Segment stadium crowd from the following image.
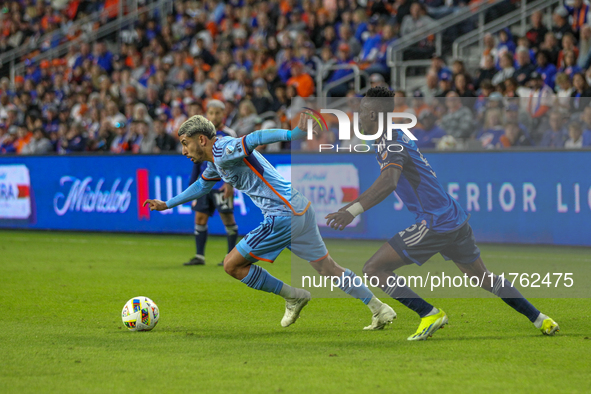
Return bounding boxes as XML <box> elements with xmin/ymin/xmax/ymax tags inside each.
<box><xmin>1</xmin><ymin>0</ymin><xmax>591</xmax><ymax>155</ymax></box>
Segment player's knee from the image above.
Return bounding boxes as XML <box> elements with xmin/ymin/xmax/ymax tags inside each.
<box><xmin>223</xmin><ymin>258</ymin><xmax>238</xmax><ymax>277</ymax></box>
<box><xmin>195</xmin><ymin>214</ymin><xmax>208</xmax><ymax>226</ymax></box>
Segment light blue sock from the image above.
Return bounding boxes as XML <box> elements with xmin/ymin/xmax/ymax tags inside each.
<box><xmin>337</xmin><ymin>269</ymin><xmax>374</xmax><ymax>305</ymax></box>
<box><xmin>240</xmin><ymin>265</ymin><xmax>284</xmax><ymax>295</ymax></box>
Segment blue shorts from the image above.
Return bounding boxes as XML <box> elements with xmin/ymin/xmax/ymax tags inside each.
<box><xmin>388</xmin><ymin>221</ymin><xmax>481</xmax><ymax>266</ymax></box>
<box><xmin>192</xmin><ymin>189</ymin><xmax>234</xmax><ymax>216</ymax></box>
<box><xmin>236</xmin><ymin>206</ymin><xmax>328</xmax><ymax>263</ymax></box>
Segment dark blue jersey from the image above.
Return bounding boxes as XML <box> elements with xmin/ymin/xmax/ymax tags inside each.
<box><xmin>190</xmin><ymin>126</ymin><xmax>237</xmax><ymax>189</ymax></box>
<box><xmin>375</xmin><ymin>131</ymin><xmax>468</xmax><ymax>233</ymax></box>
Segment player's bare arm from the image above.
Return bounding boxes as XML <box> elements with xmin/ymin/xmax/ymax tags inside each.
<box><xmin>143</xmin><ymin>199</ymin><xmax>168</xmax><ymax>211</ymax></box>
<box><xmin>325</xmin><ymin>166</ymin><xmax>401</xmax><ymax>230</ymax></box>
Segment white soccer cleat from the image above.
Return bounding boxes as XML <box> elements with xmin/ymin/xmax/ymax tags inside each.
<box><xmin>363</xmin><ymin>303</ymin><xmax>397</xmax><ymax>330</ymax></box>
<box><xmin>281</xmin><ymin>291</ymin><xmax>311</xmax><ymax>327</ymax></box>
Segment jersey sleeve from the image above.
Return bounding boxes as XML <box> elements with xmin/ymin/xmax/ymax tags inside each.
<box><xmin>200</xmin><ymin>162</ymin><xmax>222</xmax><ymax>182</ymax></box>
<box><xmin>212</xmin><ymin>136</ymin><xmax>251</xmax><ymax>168</ymax></box>
<box><xmin>165</xmin><ymin>175</ymin><xmax>217</xmax><ymax>208</ymax></box>
<box><xmin>376</xmin><ymin>138</ymin><xmax>408</xmax><ymax>172</ymax></box>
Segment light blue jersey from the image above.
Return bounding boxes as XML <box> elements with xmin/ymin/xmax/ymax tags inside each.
<box><xmin>165</xmin><ymin>130</ymin><xmax>327</xmax><ymax>263</ymax></box>
<box><xmin>204</xmin><ymin>136</ymin><xmax>310</xmax><ymax>217</ymax></box>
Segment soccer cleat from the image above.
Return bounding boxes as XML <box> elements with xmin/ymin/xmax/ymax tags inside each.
<box><xmin>407</xmin><ymin>309</ymin><xmax>448</xmax><ymax>341</ymax></box>
<box><xmin>184</xmin><ymin>255</ymin><xmax>205</xmax><ymax>266</ymax></box>
<box><xmin>540</xmin><ymin>317</ymin><xmax>560</xmax><ymax>336</ymax></box>
<box><xmin>363</xmin><ymin>303</ymin><xmax>396</xmax><ymax>330</ymax></box>
<box><xmin>281</xmin><ymin>291</ymin><xmax>311</xmax><ymax>327</ymax></box>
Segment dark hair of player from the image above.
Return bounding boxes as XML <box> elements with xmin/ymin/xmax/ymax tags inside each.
<box><xmin>364</xmin><ymin>87</ymin><xmax>395</xmax><ymax>113</ymax></box>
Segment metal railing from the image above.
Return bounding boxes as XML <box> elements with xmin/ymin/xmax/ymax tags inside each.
<box><xmin>9</xmin><ymin>0</ymin><xmax>172</xmax><ymax>82</ymax></box>
<box><xmin>386</xmin><ymin>0</ymin><xmax>508</xmax><ymax>88</ymax></box>
<box><xmin>452</xmin><ymin>0</ymin><xmax>560</xmax><ymax>67</ymax></box>
<box><xmin>315</xmin><ymin>63</ymin><xmax>369</xmax><ymax>102</ymax></box>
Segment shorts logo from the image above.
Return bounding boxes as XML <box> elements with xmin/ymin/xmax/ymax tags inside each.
<box><xmin>400</xmin><ymin>223</ymin><xmax>429</xmax><ymax>246</ymax></box>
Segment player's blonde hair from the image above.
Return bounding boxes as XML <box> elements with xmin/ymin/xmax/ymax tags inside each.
<box><xmin>178</xmin><ymin>115</ymin><xmax>216</xmax><ymax>139</ymax></box>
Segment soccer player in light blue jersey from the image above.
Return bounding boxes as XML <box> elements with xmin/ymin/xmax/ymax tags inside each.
<box><xmin>326</xmin><ymin>87</ymin><xmax>559</xmax><ymax>340</ymax></box>
<box><xmin>143</xmin><ymin>113</ymin><xmax>395</xmax><ymax>329</ymax></box>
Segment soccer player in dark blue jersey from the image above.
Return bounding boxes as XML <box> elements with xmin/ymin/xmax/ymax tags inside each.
<box><xmin>184</xmin><ymin>100</ymin><xmax>239</xmax><ymax>266</ymax></box>
<box><xmin>326</xmin><ymin>87</ymin><xmax>559</xmax><ymax>340</ymax></box>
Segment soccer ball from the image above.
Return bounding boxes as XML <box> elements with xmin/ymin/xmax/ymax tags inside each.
<box><xmin>121</xmin><ymin>296</ymin><xmax>159</xmax><ymax>331</ymax></box>
<box><xmin>437</xmin><ymin>135</ymin><xmax>457</xmax><ymax>150</ymax></box>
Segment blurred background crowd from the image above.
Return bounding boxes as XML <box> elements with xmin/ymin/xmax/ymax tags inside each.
<box><xmin>0</xmin><ymin>0</ymin><xmax>590</xmax><ymax>155</ymax></box>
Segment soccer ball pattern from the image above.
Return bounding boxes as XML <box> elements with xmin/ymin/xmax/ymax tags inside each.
<box><xmin>122</xmin><ymin>296</ymin><xmax>159</xmax><ymax>331</ymax></box>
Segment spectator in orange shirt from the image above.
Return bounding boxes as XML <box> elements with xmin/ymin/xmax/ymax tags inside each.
<box><xmin>287</xmin><ymin>61</ymin><xmax>315</xmax><ymax>97</ymax></box>
<box><xmin>14</xmin><ymin>125</ymin><xmax>33</xmax><ymax>154</ymax></box>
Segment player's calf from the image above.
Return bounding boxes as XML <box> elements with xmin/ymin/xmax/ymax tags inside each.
<box><xmin>455</xmin><ymin>258</ymin><xmax>559</xmax><ymax>335</ymax></box>
<box><xmin>311</xmin><ymin>254</ymin><xmax>395</xmax><ymax>330</ymax></box>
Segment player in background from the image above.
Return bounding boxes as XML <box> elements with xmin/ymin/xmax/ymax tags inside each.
<box><xmin>326</xmin><ymin>87</ymin><xmax>559</xmax><ymax>340</ymax></box>
<box><xmin>144</xmin><ymin>114</ymin><xmax>395</xmax><ymax>329</ymax></box>
<box><xmin>185</xmin><ymin>100</ymin><xmax>238</xmax><ymax>266</ymax></box>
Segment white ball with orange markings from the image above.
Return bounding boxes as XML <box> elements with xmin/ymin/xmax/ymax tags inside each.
<box><xmin>121</xmin><ymin>296</ymin><xmax>159</xmax><ymax>331</ymax></box>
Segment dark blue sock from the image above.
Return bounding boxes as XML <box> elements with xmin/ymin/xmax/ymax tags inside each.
<box><xmin>194</xmin><ymin>224</ymin><xmax>207</xmax><ymax>256</ymax></box>
<box><xmin>225</xmin><ymin>224</ymin><xmax>238</xmax><ymax>253</ymax></box>
<box><xmin>383</xmin><ymin>274</ymin><xmax>434</xmax><ymax>317</ymax></box>
<box><xmin>490</xmin><ymin>276</ymin><xmax>540</xmax><ymax>322</ymax></box>
<box><xmin>240</xmin><ymin>264</ymin><xmax>284</xmax><ymax>295</ymax></box>
<box><xmin>337</xmin><ymin>269</ymin><xmax>374</xmax><ymax>304</ymax></box>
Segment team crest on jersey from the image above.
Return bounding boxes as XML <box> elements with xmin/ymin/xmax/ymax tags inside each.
<box><xmin>381</xmin><ymin>150</ymin><xmax>388</xmax><ymax>160</ymax></box>
<box><xmin>402</xmin><ymin>134</ymin><xmax>410</xmax><ymax>143</ymax></box>
<box><xmin>226</xmin><ymin>145</ymin><xmax>235</xmax><ymax>154</ymax></box>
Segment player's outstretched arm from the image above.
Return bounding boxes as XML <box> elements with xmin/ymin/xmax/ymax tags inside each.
<box><xmin>325</xmin><ymin>167</ymin><xmax>401</xmax><ymax>230</ymax></box>
<box><xmin>243</xmin><ymin>112</ymin><xmax>318</xmax><ymax>152</ymax></box>
<box><xmin>144</xmin><ymin>177</ymin><xmax>216</xmax><ymax>210</ymax></box>
<box><xmin>143</xmin><ymin>199</ymin><xmax>168</xmax><ymax>211</ymax></box>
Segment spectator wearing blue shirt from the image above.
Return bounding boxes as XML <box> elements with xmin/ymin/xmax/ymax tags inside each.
<box><xmin>431</xmin><ymin>54</ymin><xmax>453</xmax><ymax>81</ymax></box>
<box><xmin>536</xmin><ymin>50</ymin><xmax>558</xmax><ymax>89</ymax></box>
<box><xmin>559</xmin><ymin>50</ymin><xmax>582</xmax><ymax>78</ymax></box>
<box><xmin>93</xmin><ymin>42</ymin><xmax>114</xmax><ymax>74</ymax></box>
<box><xmin>539</xmin><ymin>111</ymin><xmax>567</xmax><ymax>147</ymax></box>
<box><xmin>497</xmin><ymin>28</ymin><xmax>517</xmax><ymax>61</ymax></box>
<box><xmin>353</xmin><ymin>9</ymin><xmax>369</xmax><ymax>43</ymax></box>
<box><xmin>365</xmin><ymin>24</ymin><xmax>397</xmax><ymax>80</ymax></box>
<box><xmin>413</xmin><ymin>110</ymin><xmax>446</xmax><ymax>149</ymax></box>
<box><xmin>59</xmin><ymin>123</ymin><xmax>87</xmax><ymax>154</ymax></box>
<box><xmin>359</xmin><ymin>16</ymin><xmax>382</xmax><ymax>62</ymax></box>
<box><xmin>24</xmin><ymin>60</ymin><xmax>42</xmax><ymax>85</ymax></box>
<box><xmin>277</xmin><ymin>45</ymin><xmax>295</xmax><ymax>83</ymax></box>
<box><xmin>476</xmin><ymin>106</ymin><xmax>505</xmax><ymax>148</ymax></box>
<box><xmin>327</xmin><ymin>43</ymin><xmax>355</xmax><ymax>97</ymax></box>
<box><xmin>43</xmin><ymin>106</ymin><xmax>60</xmax><ymax>135</ymax></box>
<box><xmin>300</xmin><ymin>42</ymin><xmax>322</xmax><ymax>77</ymax></box>
<box><xmin>73</xmin><ymin>42</ymin><xmax>93</xmax><ymax>70</ymax></box>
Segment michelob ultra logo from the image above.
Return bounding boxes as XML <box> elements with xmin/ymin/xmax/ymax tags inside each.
<box><xmin>0</xmin><ymin>164</ymin><xmax>32</xmax><ymax>220</ymax></box>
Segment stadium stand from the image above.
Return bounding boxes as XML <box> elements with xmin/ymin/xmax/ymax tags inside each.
<box><xmin>0</xmin><ymin>0</ymin><xmax>591</xmax><ymax>154</ymax></box>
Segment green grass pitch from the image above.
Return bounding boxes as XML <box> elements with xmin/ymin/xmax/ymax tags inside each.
<box><xmin>1</xmin><ymin>230</ymin><xmax>590</xmax><ymax>393</ymax></box>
